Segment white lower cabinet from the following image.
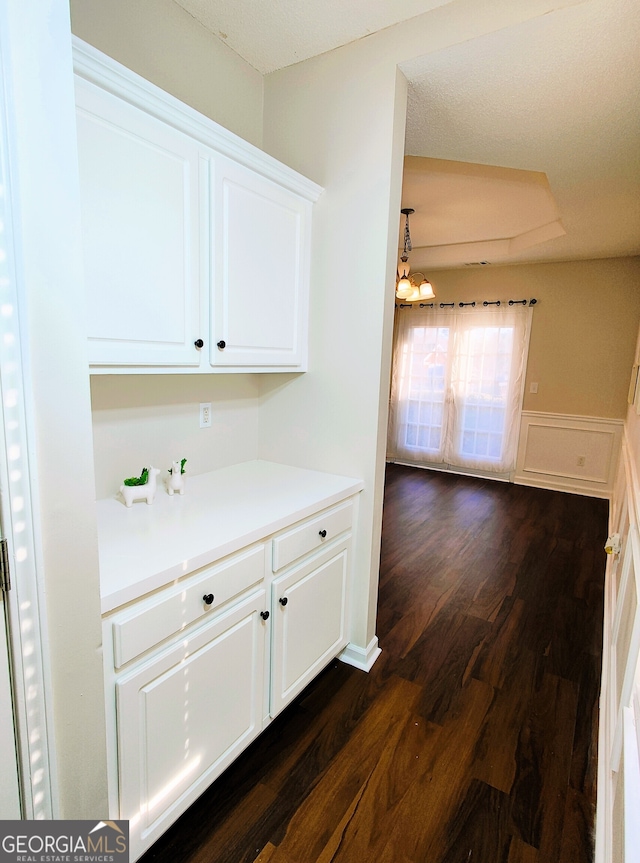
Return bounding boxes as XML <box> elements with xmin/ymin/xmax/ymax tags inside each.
<box><xmin>116</xmin><ymin>590</ymin><xmax>268</xmax><ymax>860</ymax></box>
<box><xmin>103</xmin><ymin>492</ymin><xmax>356</xmax><ymax>861</ymax></box>
<box><xmin>270</xmin><ymin>541</ymin><xmax>350</xmax><ymax>717</ymax></box>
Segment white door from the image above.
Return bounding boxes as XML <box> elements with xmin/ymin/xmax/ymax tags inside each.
<box><xmin>0</xmin><ymin>547</ymin><xmax>21</xmax><ymax>818</ymax></box>
<box><xmin>210</xmin><ymin>153</ymin><xmax>310</xmax><ymax>370</ymax></box>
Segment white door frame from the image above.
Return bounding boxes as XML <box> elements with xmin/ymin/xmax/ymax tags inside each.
<box><xmin>0</xmin><ymin>578</ymin><xmax>20</xmax><ymax>818</ymax></box>
<box><xmin>0</xmin><ymin>1</ymin><xmax>57</xmax><ymax>820</ymax></box>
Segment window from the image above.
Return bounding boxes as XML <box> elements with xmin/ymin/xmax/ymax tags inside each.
<box><xmin>388</xmin><ymin>306</ymin><xmax>532</xmax><ymax>474</ymax></box>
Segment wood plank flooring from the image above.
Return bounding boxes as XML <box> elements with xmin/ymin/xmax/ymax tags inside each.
<box><xmin>139</xmin><ymin>464</ymin><xmax>607</xmax><ymax>863</ymax></box>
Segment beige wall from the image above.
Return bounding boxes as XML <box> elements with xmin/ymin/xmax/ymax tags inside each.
<box><xmin>625</xmin><ymin>321</ymin><xmax>640</xmax><ymax>472</ymax></box>
<box><xmin>69</xmin><ymin>0</ymin><xmax>264</xmax><ymax>148</ymax></box>
<box><xmin>421</xmin><ymin>257</ymin><xmax>640</xmax><ymax>418</ymax></box>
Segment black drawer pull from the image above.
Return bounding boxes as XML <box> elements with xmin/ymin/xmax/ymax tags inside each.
<box><xmin>217</xmin><ymin>340</ymin><xmax>226</xmax><ymax>350</ymax></box>
<box><xmin>194</xmin><ymin>338</ymin><xmax>204</xmax><ymax>349</ymax></box>
<box><xmin>260</xmin><ymin>610</ymin><xmax>270</xmax><ymax>621</ymax></box>
<box><xmin>279</xmin><ymin>597</ymin><xmax>288</xmax><ymax>606</ymax></box>
<box><xmin>319</xmin><ymin>529</ymin><xmax>327</xmax><ymax>538</ymax></box>
<box><xmin>203</xmin><ymin>593</ymin><xmax>214</xmax><ymax>605</ymax></box>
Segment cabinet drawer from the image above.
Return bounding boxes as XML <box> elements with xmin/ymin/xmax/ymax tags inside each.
<box><xmin>272</xmin><ymin>500</ymin><xmax>353</xmax><ymax>572</ymax></box>
<box><xmin>112</xmin><ymin>543</ymin><xmax>267</xmax><ymax>668</ymax></box>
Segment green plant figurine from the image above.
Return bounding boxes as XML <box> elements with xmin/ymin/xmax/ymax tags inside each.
<box><xmin>167</xmin><ymin>458</ymin><xmax>187</xmax><ymax>496</ymax></box>
<box><xmin>168</xmin><ymin>458</ymin><xmax>187</xmax><ymax>475</ymax></box>
<box><xmin>123</xmin><ymin>467</ymin><xmax>149</xmax><ymax>487</ymax></box>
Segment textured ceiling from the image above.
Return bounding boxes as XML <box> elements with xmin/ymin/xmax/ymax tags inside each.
<box><xmin>171</xmin><ymin>0</ymin><xmax>639</xmax><ymax>268</ymax></box>
<box><xmin>172</xmin><ymin>0</ymin><xmax>452</xmax><ymax>74</ymax></box>
<box><xmin>402</xmin><ymin>0</ymin><xmax>640</xmax><ymax>267</ymax></box>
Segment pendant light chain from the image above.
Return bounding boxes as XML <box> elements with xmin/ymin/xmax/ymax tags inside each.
<box><xmin>404</xmin><ymin>211</ymin><xmax>412</xmax><ymax>254</ymax></box>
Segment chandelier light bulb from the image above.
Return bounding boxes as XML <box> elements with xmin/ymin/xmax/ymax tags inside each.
<box><xmin>396</xmin><ymin>276</ymin><xmax>413</xmax><ymax>299</ymax></box>
<box><xmin>419</xmin><ymin>279</ymin><xmax>435</xmax><ymax>300</ymax></box>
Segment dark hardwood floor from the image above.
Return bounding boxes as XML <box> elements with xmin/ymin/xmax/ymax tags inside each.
<box><xmin>140</xmin><ymin>464</ymin><xmax>608</xmax><ymax>863</ymax></box>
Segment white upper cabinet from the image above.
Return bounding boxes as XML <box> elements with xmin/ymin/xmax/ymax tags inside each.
<box><xmin>209</xmin><ymin>154</ymin><xmax>309</xmax><ymax>369</ymax></box>
<box><xmin>73</xmin><ymin>39</ymin><xmax>322</xmax><ymax>374</ymax></box>
<box><xmin>76</xmin><ymin>81</ymin><xmax>202</xmax><ymax>367</ymax></box>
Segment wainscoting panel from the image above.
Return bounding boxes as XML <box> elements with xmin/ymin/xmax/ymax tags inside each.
<box><xmin>515</xmin><ymin>412</ymin><xmax>623</xmax><ymax>499</ymax></box>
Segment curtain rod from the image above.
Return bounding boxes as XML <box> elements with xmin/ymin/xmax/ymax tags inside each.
<box><xmin>395</xmin><ymin>298</ymin><xmax>538</xmax><ymax>309</ymax></box>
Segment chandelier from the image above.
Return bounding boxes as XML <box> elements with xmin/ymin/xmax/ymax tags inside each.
<box><xmin>395</xmin><ymin>208</ymin><xmax>435</xmax><ymax>302</ymax></box>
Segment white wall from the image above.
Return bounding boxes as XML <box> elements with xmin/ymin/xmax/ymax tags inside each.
<box><xmin>2</xmin><ymin>0</ymin><xmax>108</xmax><ymax>817</ymax></box>
<box><xmin>91</xmin><ymin>375</ymin><xmax>261</xmax><ymax>500</ymax></box>
<box><xmin>259</xmin><ymin>0</ymin><xmax>584</xmax><ymax>654</ymax></box>
<box><xmin>70</xmin><ymin>0</ymin><xmax>264</xmax><ymax>148</ymax></box>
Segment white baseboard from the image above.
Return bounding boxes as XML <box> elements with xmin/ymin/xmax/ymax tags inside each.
<box><xmin>339</xmin><ymin>637</ymin><xmax>382</xmax><ymax>672</ymax></box>
<box><xmin>514</xmin><ymin>474</ymin><xmax>614</xmax><ymax>500</ymax></box>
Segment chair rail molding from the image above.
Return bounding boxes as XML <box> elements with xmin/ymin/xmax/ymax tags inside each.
<box><xmin>515</xmin><ymin>411</ymin><xmax>623</xmax><ymax>499</ymax></box>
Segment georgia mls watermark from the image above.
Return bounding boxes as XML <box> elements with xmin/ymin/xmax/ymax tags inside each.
<box><xmin>0</xmin><ymin>821</ymin><xmax>129</xmax><ymax>863</ymax></box>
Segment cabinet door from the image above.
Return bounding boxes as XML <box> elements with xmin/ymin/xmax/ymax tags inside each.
<box><xmin>116</xmin><ymin>590</ymin><xmax>268</xmax><ymax>860</ymax></box>
<box><xmin>75</xmin><ymin>80</ymin><xmax>202</xmax><ymax>367</ymax></box>
<box><xmin>210</xmin><ymin>154</ymin><xmax>310</xmax><ymax>370</ymax></box>
<box><xmin>271</xmin><ymin>542</ymin><xmax>350</xmax><ymax>717</ymax></box>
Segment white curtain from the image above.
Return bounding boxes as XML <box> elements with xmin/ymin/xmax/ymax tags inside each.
<box><xmin>388</xmin><ymin>305</ymin><xmax>532</xmax><ymax>474</ymax></box>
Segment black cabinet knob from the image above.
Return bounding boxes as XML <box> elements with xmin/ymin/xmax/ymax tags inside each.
<box><xmin>203</xmin><ymin>593</ymin><xmax>214</xmax><ymax>605</ymax></box>
<box><xmin>279</xmin><ymin>597</ymin><xmax>288</xmax><ymax>606</ymax></box>
<box><xmin>217</xmin><ymin>340</ymin><xmax>226</xmax><ymax>350</ymax></box>
<box><xmin>260</xmin><ymin>610</ymin><xmax>270</xmax><ymax>621</ymax></box>
<box><xmin>194</xmin><ymin>338</ymin><xmax>204</xmax><ymax>349</ymax></box>
<box><xmin>319</xmin><ymin>529</ymin><xmax>327</xmax><ymax>538</ymax></box>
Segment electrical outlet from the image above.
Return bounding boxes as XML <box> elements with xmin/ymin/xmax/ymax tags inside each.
<box><xmin>199</xmin><ymin>402</ymin><xmax>212</xmax><ymax>428</ymax></box>
<box><xmin>577</xmin><ymin>455</ymin><xmax>586</xmax><ymax>467</ymax></box>
<box><xmin>529</xmin><ymin>382</ymin><xmax>539</xmax><ymax>394</ymax></box>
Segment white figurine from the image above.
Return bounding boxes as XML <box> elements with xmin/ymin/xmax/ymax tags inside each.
<box><xmin>120</xmin><ymin>467</ymin><xmax>160</xmax><ymax>507</ymax></box>
<box><xmin>167</xmin><ymin>458</ymin><xmax>186</xmax><ymax>496</ymax></box>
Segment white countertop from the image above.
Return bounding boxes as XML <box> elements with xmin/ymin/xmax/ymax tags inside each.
<box><xmin>97</xmin><ymin>460</ymin><xmax>363</xmax><ymax>614</ymax></box>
